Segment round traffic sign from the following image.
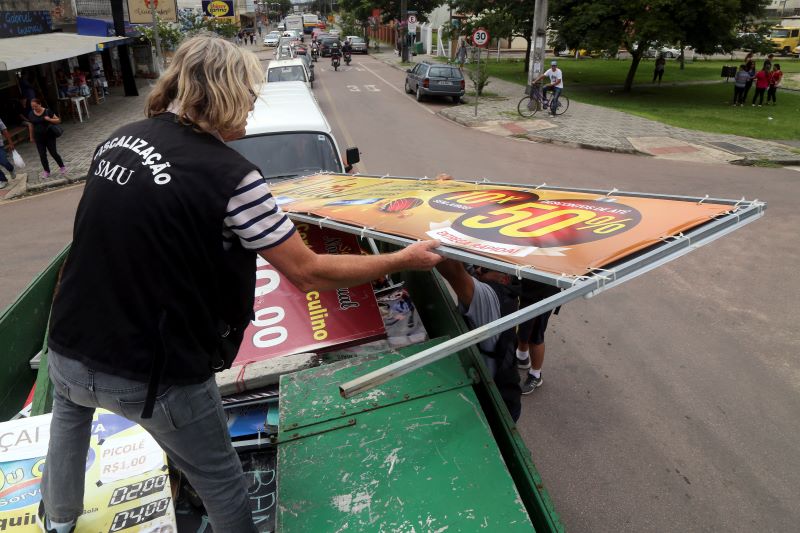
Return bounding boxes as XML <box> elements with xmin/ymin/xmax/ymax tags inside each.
<box><xmin>472</xmin><ymin>28</ymin><xmax>490</xmax><ymax>47</ymax></box>
<box><xmin>407</xmin><ymin>14</ymin><xmax>417</xmax><ymax>25</ymax></box>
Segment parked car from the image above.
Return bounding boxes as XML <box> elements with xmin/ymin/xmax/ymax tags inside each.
<box><xmin>263</xmin><ymin>31</ymin><xmax>281</xmax><ymax>47</ymax></box>
<box><xmin>646</xmin><ymin>46</ymin><xmax>682</xmax><ymax>58</ymax></box>
<box><xmin>404</xmin><ymin>62</ymin><xmax>465</xmax><ymax>103</ymax></box>
<box><xmin>266</xmin><ymin>58</ymin><xmax>313</xmax><ymax>89</ymax></box>
<box><xmin>346</xmin><ymin>36</ymin><xmax>368</xmax><ymax>54</ymax></box>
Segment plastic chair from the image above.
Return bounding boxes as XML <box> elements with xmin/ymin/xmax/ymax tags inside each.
<box><xmin>70</xmin><ymin>97</ymin><xmax>90</xmax><ymax>122</ymax></box>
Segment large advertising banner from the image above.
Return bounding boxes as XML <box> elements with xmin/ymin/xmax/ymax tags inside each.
<box><xmin>0</xmin><ymin>410</ymin><xmax>176</xmax><ymax>532</ymax></box>
<box><xmin>271</xmin><ymin>175</ymin><xmax>732</xmax><ymax>277</ymax></box>
<box><xmin>234</xmin><ymin>225</ymin><xmax>386</xmax><ymax>366</ymax></box>
<box><xmin>127</xmin><ymin>0</ymin><xmax>177</xmax><ymax>24</ymax></box>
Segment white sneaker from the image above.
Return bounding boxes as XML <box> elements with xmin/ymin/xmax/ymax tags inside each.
<box><xmin>0</xmin><ymin>180</ymin><xmax>7</xmax><ymax>190</ymax></box>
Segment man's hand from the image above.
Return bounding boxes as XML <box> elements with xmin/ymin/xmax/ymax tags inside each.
<box><xmin>398</xmin><ymin>240</ymin><xmax>444</xmax><ymax>270</ymax></box>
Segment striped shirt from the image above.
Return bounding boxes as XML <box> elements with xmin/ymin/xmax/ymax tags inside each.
<box><xmin>224</xmin><ymin>170</ymin><xmax>296</xmax><ymax>251</ymax></box>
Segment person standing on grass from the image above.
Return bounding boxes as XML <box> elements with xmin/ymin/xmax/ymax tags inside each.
<box><xmin>767</xmin><ymin>64</ymin><xmax>782</xmax><ymax>105</ymax></box>
<box><xmin>733</xmin><ymin>64</ymin><xmax>749</xmax><ymax>106</ymax></box>
<box><xmin>652</xmin><ymin>55</ymin><xmax>666</xmax><ymax>85</ymax></box>
<box><xmin>742</xmin><ymin>59</ymin><xmax>756</xmax><ymax>103</ymax></box>
<box><xmin>751</xmin><ymin>64</ymin><xmax>770</xmax><ymax>107</ymax></box>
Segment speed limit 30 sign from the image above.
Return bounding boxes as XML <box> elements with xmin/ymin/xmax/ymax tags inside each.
<box><xmin>472</xmin><ymin>28</ymin><xmax>490</xmax><ymax>47</ymax></box>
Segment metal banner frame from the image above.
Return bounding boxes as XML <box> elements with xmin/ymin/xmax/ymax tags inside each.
<box><xmin>271</xmin><ymin>174</ymin><xmax>766</xmax><ymax>398</ymax></box>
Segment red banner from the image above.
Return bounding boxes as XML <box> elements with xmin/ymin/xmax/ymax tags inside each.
<box><xmin>234</xmin><ymin>225</ymin><xmax>385</xmax><ymax>365</ymax></box>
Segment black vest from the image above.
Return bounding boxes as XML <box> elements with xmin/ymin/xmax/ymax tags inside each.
<box><xmin>49</xmin><ymin>114</ymin><xmax>259</xmax><ymax>388</ymax></box>
<box><xmin>480</xmin><ymin>279</ymin><xmax>523</xmax><ymax>422</ymax></box>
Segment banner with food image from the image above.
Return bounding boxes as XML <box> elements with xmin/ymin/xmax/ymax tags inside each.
<box><xmin>270</xmin><ymin>175</ymin><xmax>732</xmax><ymax>276</ymax></box>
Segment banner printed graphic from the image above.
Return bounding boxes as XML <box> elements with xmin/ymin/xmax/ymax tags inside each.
<box><xmin>270</xmin><ymin>175</ymin><xmax>732</xmax><ymax>276</ymax></box>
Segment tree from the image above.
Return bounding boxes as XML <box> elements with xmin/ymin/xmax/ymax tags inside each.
<box><xmin>138</xmin><ymin>17</ymin><xmax>183</xmax><ymax>51</ymax></box>
<box><xmin>549</xmin><ymin>0</ymin><xmax>769</xmax><ymax>92</ymax></box>
<box><xmin>450</xmin><ymin>0</ymin><xmax>535</xmax><ymax>71</ymax></box>
<box><xmin>338</xmin><ymin>0</ymin><xmax>445</xmax><ymax>24</ymax></box>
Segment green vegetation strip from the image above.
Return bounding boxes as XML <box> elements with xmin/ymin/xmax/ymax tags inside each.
<box><xmin>484</xmin><ymin>58</ymin><xmax>800</xmax><ymax>140</ymax></box>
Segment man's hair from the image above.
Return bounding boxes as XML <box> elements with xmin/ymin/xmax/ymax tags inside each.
<box><xmin>146</xmin><ymin>34</ymin><xmax>263</xmax><ymax>137</ymax></box>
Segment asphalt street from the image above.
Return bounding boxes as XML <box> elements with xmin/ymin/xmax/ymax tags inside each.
<box><xmin>1</xmin><ymin>48</ymin><xmax>798</xmax><ymax>533</ymax></box>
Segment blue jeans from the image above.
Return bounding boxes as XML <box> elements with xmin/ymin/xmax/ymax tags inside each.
<box><xmin>543</xmin><ymin>86</ymin><xmax>562</xmax><ymax>114</ymax></box>
<box><xmin>42</xmin><ymin>350</ymin><xmax>257</xmax><ymax>532</ymax></box>
<box><xmin>0</xmin><ymin>146</ymin><xmax>13</xmax><ymax>178</ymax></box>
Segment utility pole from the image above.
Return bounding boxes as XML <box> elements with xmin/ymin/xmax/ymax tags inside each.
<box><xmin>526</xmin><ymin>0</ymin><xmax>548</xmax><ymax>87</ymax></box>
<box><xmin>110</xmin><ymin>0</ymin><xmax>138</xmax><ymax>96</ymax></box>
<box><xmin>400</xmin><ymin>0</ymin><xmax>408</xmax><ymax>62</ymax></box>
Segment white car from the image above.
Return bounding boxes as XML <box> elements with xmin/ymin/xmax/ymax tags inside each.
<box><xmin>263</xmin><ymin>32</ymin><xmax>281</xmax><ymax>47</ymax></box>
<box><xmin>795</xmin><ymin>44</ymin><xmax>800</xmax><ymax>57</ymax></box>
<box><xmin>265</xmin><ymin>58</ymin><xmax>313</xmax><ymax>89</ymax></box>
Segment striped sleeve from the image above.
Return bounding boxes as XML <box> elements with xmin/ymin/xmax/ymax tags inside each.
<box><xmin>224</xmin><ymin>171</ymin><xmax>296</xmax><ymax>251</ymax></box>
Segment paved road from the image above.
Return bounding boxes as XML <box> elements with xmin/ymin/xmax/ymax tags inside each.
<box><xmin>2</xmin><ymin>49</ymin><xmax>797</xmax><ymax>533</ymax></box>
<box><xmin>311</xmin><ymin>54</ymin><xmax>799</xmax><ymax>533</ymax></box>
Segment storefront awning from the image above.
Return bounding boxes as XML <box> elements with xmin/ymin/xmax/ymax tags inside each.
<box><xmin>0</xmin><ymin>33</ymin><xmax>130</xmax><ymax>71</ymax></box>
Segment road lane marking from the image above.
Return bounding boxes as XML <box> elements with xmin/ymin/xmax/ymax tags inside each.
<box><xmin>318</xmin><ymin>78</ymin><xmax>367</xmax><ymax>174</ymax></box>
<box><xmin>347</xmin><ymin>85</ymin><xmax>361</xmax><ymax>92</ymax></box>
<box><xmin>364</xmin><ymin>85</ymin><xmax>380</xmax><ymax>92</ymax></box>
<box><xmin>359</xmin><ymin>61</ymin><xmax>436</xmax><ymax>115</ymax></box>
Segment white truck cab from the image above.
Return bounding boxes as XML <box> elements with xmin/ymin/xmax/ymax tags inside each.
<box><xmin>227</xmin><ymin>81</ymin><xmax>360</xmax><ymax>181</ymax></box>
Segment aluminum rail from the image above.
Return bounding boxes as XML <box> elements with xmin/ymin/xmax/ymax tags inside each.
<box><xmin>338</xmin><ymin>202</ymin><xmax>766</xmax><ymax>398</ymax></box>
<box><xmin>339</xmin><ymin>282</ymin><xmax>593</xmax><ymax>398</ymax></box>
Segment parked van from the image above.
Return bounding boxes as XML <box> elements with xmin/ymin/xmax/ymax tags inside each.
<box><xmin>266</xmin><ymin>58</ymin><xmax>313</xmax><ymax>88</ymax></box>
<box><xmin>770</xmin><ymin>16</ymin><xmax>800</xmax><ymax>55</ymax></box>
<box><xmin>228</xmin><ymin>81</ymin><xmax>360</xmax><ymax>181</ymax></box>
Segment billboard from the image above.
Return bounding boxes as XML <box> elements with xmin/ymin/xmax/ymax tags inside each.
<box><xmin>271</xmin><ymin>175</ymin><xmax>732</xmax><ymax>277</ymax></box>
<box><xmin>127</xmin><ymin>0</ymin><xmax>177</xmax><ymax>24</ymax></box>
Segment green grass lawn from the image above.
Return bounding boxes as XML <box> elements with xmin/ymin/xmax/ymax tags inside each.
<box><xmin>483</xmin><ymin>58</ymin><xmax>800</xmax><ymax>140</ymax></box>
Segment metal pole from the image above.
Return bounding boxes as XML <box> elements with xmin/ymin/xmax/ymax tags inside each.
<box><xmin>527</xmin><ymin>0</ymin><xmax>548</xmax><ymax>87</ymax></box>
<box><xmin>149</xmin><ymin>1</ymin><xmax>162</xmax><ymax>76</ymax></box>
<box><xmin>473</xmin><ymin>46</ymin><xmax>480</xmax><ymax>116</ymax></box>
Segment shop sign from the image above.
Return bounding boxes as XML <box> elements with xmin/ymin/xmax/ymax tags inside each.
<box><xmin>202</xmin><ymin>0</ymin><xmax>234</xmax><ymax>18</ymax></box>
<box><xmin>127</xmin><ymin>0</ymin><xmax>178</xmax><ymax>24</ymax></box>
<box><xmin>0</xmin><ymin>11</ymin><xmax>52</xmax><ymax>38</ymax></box>
<box><xmin>271</xmin><ymin>175</ymin><xmax>733</xmax><ymax>277</ymax></box>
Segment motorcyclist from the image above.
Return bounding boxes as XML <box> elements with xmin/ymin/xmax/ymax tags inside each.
<box><xmin>330</xmin><ymin>41</ymin><xmax>342</xmax><ymax>66</ymax></box>
<box><xmin>343</xmin><ymin>39</ymin><xmax>353</xmax><ymax>56</ymax></box>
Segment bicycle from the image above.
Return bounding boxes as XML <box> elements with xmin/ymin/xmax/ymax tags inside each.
<box><xmin>517</xmin><ymin>83</ymin><xmax>570</xmax><ymax>118</ymax></box>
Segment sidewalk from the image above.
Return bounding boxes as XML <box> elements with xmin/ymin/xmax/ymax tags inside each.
<box><xmin>1</xmin><ymin>81</ymin><xmax>155</xmax><ymax>201</ymax></box>
<box><xmin>369</xmin><ymin>47</ymin><xmax>800</xmax><ymax>166</ymax></box>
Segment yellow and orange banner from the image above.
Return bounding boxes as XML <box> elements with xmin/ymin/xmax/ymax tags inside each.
<box><xmin>271</xmin><ymin>175</ymin><xmax>731</xmax><ymax>276</ymax></box>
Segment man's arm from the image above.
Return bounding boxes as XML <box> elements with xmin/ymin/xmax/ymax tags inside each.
<box><xmin>435</xmin><ymin>258</ymin><xmax>475</xmax><ymax>308</ymax></box>
<box><xmin>259</xmin><ymin>233</ymin><xmax>442</xmax><ymax>292</ymax></box>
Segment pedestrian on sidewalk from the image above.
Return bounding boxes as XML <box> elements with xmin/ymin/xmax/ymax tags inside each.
<box><xmin>652</xmin><ymin>55</ymin><xmax>666</xmax><ymax>85</ymax></box>
<box><xmin>28</xmin><ymin>98</ymin><xmax>67</xmax><ymax>179</ymax></box>
<box><xmin>456</xmin><ymin>39</ymin><xmax>467</xmax><ymax>71</ymax></box>
<box><xmin>767</xmin><ymin>63</ymin><xmax>782</xmax><ymax>105</ymax></box>
<box><xmin>515</xmin><ymin>279</ymin><xmax>560</xmax><ymax>394</ymax></box>
<box><xmin>733</xmin><ymin>64</ymin><xmax>749</xmax><ymax>106</ymax></box>
<box><xmin>751</xmin><ymin>64</ymin><xmax>769</xmax><ymax>106</ymax></box>
<box><xmin>0</xmin><ymin>118</ymin><xmax>16</xmax><ymax>189</ymax></box>
<box><xmin>37</xmin><ymin>34</ymin><xmax>443</xmax><ymax>533</ymax></box>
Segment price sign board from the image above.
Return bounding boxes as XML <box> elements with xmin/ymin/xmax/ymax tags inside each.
<box><xmin>270</xmin><ymin>174</ymin><xmax>734</xmax><ymax>277</ymax></box>
<box><xmin>472</xmin><ymin>27</ymin><xmax>490</xmax><ymax>47</ymax></box>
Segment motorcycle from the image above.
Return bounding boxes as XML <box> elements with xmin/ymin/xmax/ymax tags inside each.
<box><xmin>344</xmin><ymin>50</ymin><xmax>352</xmax><ymax>66</ymax></box>
<box><xmin>331</xmin><ymin>53</ymin><xmax>341</xmax><ymax>71</ymax></box>
<box><xmin>311</xmin><ymin>43</ymin><xmax>319</xmax><ymax>62</ymax></box>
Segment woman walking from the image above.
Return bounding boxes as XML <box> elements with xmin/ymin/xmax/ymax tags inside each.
<box><xmin>28</xmin><ymin>98</ymin><xmax>67</xmax><ymax>178</ymax></box>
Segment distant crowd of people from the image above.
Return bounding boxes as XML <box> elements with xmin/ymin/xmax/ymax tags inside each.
<box><xmin>236</xmin><ymin>30</ymin><xmax>258</xmax><ymax>46</ymax></box>
<box><xmin>733</xmin><ymin>53</ymin><xmax>783</xmax><ymax>107</ymax></box>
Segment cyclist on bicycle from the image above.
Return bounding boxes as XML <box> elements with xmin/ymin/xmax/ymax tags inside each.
<box><xmin>533</xmin><ymin>60</ymin><xmax>564</xmax><ymax>116</ymax></box>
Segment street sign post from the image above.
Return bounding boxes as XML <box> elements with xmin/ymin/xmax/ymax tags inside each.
<box><xmin>471</xmin><ymin>28</ymin><xmax>489</xmax><ymax>116</ymax></box>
